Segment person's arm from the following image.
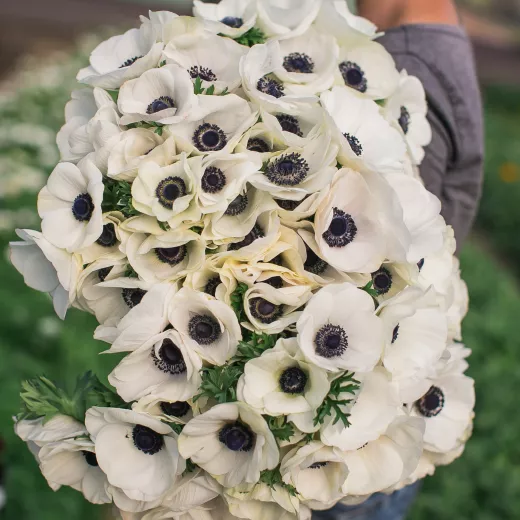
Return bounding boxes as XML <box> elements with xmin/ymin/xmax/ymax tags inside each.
<box><xmin>358</xmin><ymin>0</ymin><xmax>484</xmax><ymax>251</ymax></box>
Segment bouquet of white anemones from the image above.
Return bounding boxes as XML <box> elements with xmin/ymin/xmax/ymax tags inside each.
<box><xmin>10</xmin><ymin>1</ymin><xmax>475</xmax><ymax>519</ymax></box>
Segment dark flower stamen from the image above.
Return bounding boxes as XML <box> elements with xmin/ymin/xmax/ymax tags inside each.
<box><xmin>416</xmin><ymin>386</ymin><xmax>445</xmax><ymax>418</ymax></box>
<box><xmin>219</xmin><ymin>422</ymin><xmax>255</xmax><ymax>452</ymax></box>
<box><xmin>152</xmin><ymin>338</ymin><xmax>187</xmax><ymax>375</ymax></box>
<box><xmin>322</xmin><ymin>208</ymin><xmax>358</xmax><ymax>248</ymax></box>
<box><xmin>122</xmin><ymin>288</ymin><xmax>146</xmax><ymax>309</ymax></box>
<box><xmin>417</xmin><ymin>258</ymin><xmax>425</xmax><ymax>271</ymax></box>
<box><xmin>147</xmin><ymin>96</ymin><xmax>175</xmax><ymax>114</ymax></box>
<box><xmin>264</xmin><ymin>276</ymin><xmax>284</xmax><ymax>289</ymax></box>
<box><xmin>249</xmin><ymin>297</ymin><xmax>283</xmax><ymax>324</ymax></box>
<box><xmin>339</xmin><ymin>61</ymin><xmax>367</xmax><ymax>93</ymax></box>
<box><xmin>343</xmin><ymin>133</ymin><xmax>363</xmax><ymax>156</ymax></box>
<box><xmin>257</xmin><ymin>75</ymin><xmax>285</xmax><ymax>99</ymax></box>
<box><xmin>188</xmin><ymin>315</ymin><xmax>221</xmax><ymax>345</ymax></box>
<box><xmin>371</xmin><ymin>267</ymin><xmax>393</xmax><ymax>295</ymax></box>
<box><xmin>72</xmin><ymin>193</ymin><xmax>94</xmax><ymax>222</ymax></box>
<box><xmin>96</xmin><ymin>224</ymin><xmax>117</xmax><ymax>248</ymax></box>
<box><xmin>193</xmin><ymin>123</ymin><xmax>227</xmax><ymax>152</ymax></box>
<box><xmin>97</xmin><ymin>266</ymin><xmax>112</xmax><ymax>282</ymax></box>
<box><xmin>132</xmin><ymin>425</ymin><xmax>164</xmax><ymax>455</ymax></box>
<box><xmin>247</xmin><ymin>138</ymin><xmax>270</xmax><ymax>153</ymax></box>
<box><xmin>120</xmin><ymin>55</ymin><xmax>143</xmax><ymax>68</ymax></box>
<box><xmin>264</xmin><ymin>153</ymin><xmax>310</xmax><ymax>186</ymax></box>
<box><xmin>225</xmin><ymin>194</ymin><xmax>249</xmax><ymax>216</ymax></box>
<box><xmin>398</xmin><ymin>106</ymin><xmax>411</xmax><ymax>135</ymax></box>
<box><xmin>221</xmin><ymin>16</ymin><xmax>244</xmax><ymax>28</ymax></box>
<box><xmin>160</xmin><ymin>401</ymin><xmax>191</xmax><ymax>418</ymax></box>
<box><xmin>304</xmin><ymin>246</ymin><xmax>328</xmax><ymax>275</ymax></box>
<box><xmin>283</xmin><ymin>52</ymin><xmax>314</xmax><ymax>74</ymax></box>
<box><xmin>279</xmin><ymin>366</ymin><xmax>308</xmax><ymax>394</ymax></box>
<box><xmin>276</xmin><ymin>199</ymin><xmax>301</xmax><ymax>211</ymax></box>
<box><xmin>315</xmin><ymin>324</ymin><xmax>348</xmax><ymax>358</ymax></box>
<box><xmin>309</xmin><ymin>462</ymin><xmax>328</xmax><ymax>469</ymax></box>
<box><xmin>204</xmin><ymin>276</ymin><xmax>221</xmax><ymax>297</ymax></box>
<box><xmin>155</xmin><ymin>246</ymin><xmax>187</xmax><ymax>266</ymax></box>
<box><xmin>392</xmin><ymin>324</ymin><xmax>400</xmax><ymax>344</ymax></box>
<box><xmin>156</xmin><ymin>176</ymin><xmax>187</xmax><ymax>209</ymax></box>
<box><xmin>228</xmin><ymin>225</ymin><xmax>264</xmax><ymax>250</ymax></box>
<box><xmin>82</xmin><ymin>451</ymin><xmax>99</xmax><ymax>467</ymax></box>
<box><xmin>189</xmin><ymin>65</ymin><xmax>217</xmax><ymax>82</ymax></box>
<box><xmin>276</xmin><ymin>114</ymin><xmax>303</xmax><ymax>137</ymax></box>
<box><xmin>201</xmin><ymin>167</ymin><xmax>226</xmax><ymax>194</ymax></box>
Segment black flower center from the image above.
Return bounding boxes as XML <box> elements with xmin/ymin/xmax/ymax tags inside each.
<box><xmin>221</xmin><ymin>16</ymin><xmax>244</xmax><ymax>28</ymax></box>
<box><xmin>339</xmin><ymin>61</ymin><xmax>367</xmax><ymax>93</ymax></box>
<box><xmin>228</xmin><ymin>225</ymin><xmax>264</xmax><ymax>250</ymax></box>
<box><xmin>132</xmin><ymin>424</ymin><xmax>164</xmax><ymax>455</ymax></box>
<box><xmin>72</xmin><ymin>193</ymin><xmax>94</xmax><ymax>222</ymax></box>
<box><xmin>398</xmin><ymin>106</ymin><xmax>411</xmax><ymax>135</ymax></box>
<box><xmin>416</xmin><ymin>386</ymin><xmax>445</xmax><ymax>418</ymax></box>
<box><xmin>202</xmin><ymin>166</ymin><xmax>226</xmax><ymax>194</ymax></box>
<box><xmin>97</xmin><ymin>266</ymin><xmax>112</xmax><ymax>282</ymax></box>
<box><xmin>156</xmin><ymin>176</ymin><xmax>187</xmax><ymax>209</ymax></box>
<box><xmin>417</xmin><ymin>258</ymin><xmax>425</xmax><ymax>271</ymax></box>
<box><xmin>276</xmin><ymin>114</ymin><xmax>303</xmax><ymax>136</ymax></box>
<box><xmin>343</xmin><ymin>133</ymin><xmax>363</xmax><ymax>156</ymax></box>
<box><xmin>283</xmin><ymin>52</ymin><xmax>314</xmax><ymax>74</ymax></box>
<box><xmin>82</xmin><ymin>451</ymin><xmax>99</xmax><ymax>467</ymax></box>
<box><xmin>189</xmin><ymin>65</ymin><xmax>217</xmax><ymax>82</ymax></box>
<box><xmin>257</xmin><ymin>75</ymin><xmax>285</xmax><ymax>98</ymax></box>
<box><xmin>225</xmin><ymin>194</ymin><xmax>249</xmax><ymax>216</ymax></box>
<box><xmin>147</xmin><ymin>96</ymin><xmax>175</xmax><ymax>114</ymax></box>
<box><xmin>315</xmin><ymin>324</ymin><xmax>348</xmax><ymax>358</ymax></box>
<box><xmin>152</xmin><ymin>338</ymin><xmax>187</xmax><ymax>375</ymax></box>
<box><xmin>120</xmin><ymin>55</ymin><xmax>143</xmax><ymax>68</ymax></box>
<box><xmin>160</xmin><ymin>401</ymin><xmax>191</xmax><ymax>418</ymax></box>
<box><xmin>279</xmin><ymin>366</ymin><xmax>308</xmax><ymax>394</ymax></box>
<box><xmin>264</xmin><ymin>153</ymin><xmax>310</xmax><ymax>186</ymax></box>
<box><xmin>392</xmin><ymin>324</ymin><xmax>400</xmax><ymax>344</ymax></box>
<box><xmin>309</xmin><ymin>462</ymin><xmax>328</xmax><ymax>469</ymax></box>
<box><xmin>276</xmin><ymin>198</ymin><xmax>300</xmax><ymax>211</ymax></box>
<box><xmin>304</xmin><ymin>246</ymin><xmax>328</xmax><ymax>275</ymax></box>
<box><xmin>322</xmin><ymin>208</ymin><xmax>358</xmax><ymax>248</ymax></box>
<box><xmin>264</xmin><ymin>276</ymin><xmax>284</xmax><ymax>289</ymax></box>
<box><xmin>218</xmin><ymin>422</ymin><xmax>255</xmax><ymax>452</ymax></box>
<box><xmin>96</xmin><ymin>224</ymin><xmax>117</xmax><ymax>248</ymax></box>
<box><xmin>188</xmin><ymin>315</ymin><xmax>221</xmax><ymax>345</ymax></box>
<box><xmin>122</xmin><ymin>288</ymin><xmax>146</xmax><ymax>309</ymax></box>
<box><xmin>204</xmin><ymin>276</ymin><xmax>221</xmax><ymax>297</ymax></box>
<box><xmin>372</xmin><ymin>267</ymin><xmax>392</xmax><ymax>295</ymax></box>
<box><xmin>155</xmin><ymin>246</ymin><xmax>187</xmax><ymax>266</ymax></box>
<box><xmin>247</xmin><ymin>138</ymin><xmax>270</xmax><ymax>153</ymax></box>
<box><xmin>249</xmin><ymin>297</ymin><xmax>283</xmax><ymax>324</ymax></box>
<box><xmin>193</xmin><ymin>123</ymin><xmax>227</xmax><ymax>152</ymax></box>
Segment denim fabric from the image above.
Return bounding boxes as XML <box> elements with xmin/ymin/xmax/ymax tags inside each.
<box><xmin>312</xmin><ymin>482</ymin><xmax>421</xmax><ymax>520</ymax></box>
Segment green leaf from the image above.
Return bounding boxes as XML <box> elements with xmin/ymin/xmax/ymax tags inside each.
<box><xmin>107</xmin><ymin>90</ymin><xmax>119</xmax><ymax>103</ymax></box>
<box><xmin>260</xmin><ymin>468</ymin><xmax>298</xmax><ymax>496</ymax></box>
<box><xmin>313</xmin><ymin>372</ymin><xmax>360</xmax><ymax>428</ymax></box>
<box><xmin>230</xmin><ymin>283</ymin><xmax>249</xmax><ymax>322</ymax></box>
<box><xmin>159</xmin><ymin>60</ymin><xmax>167</xmax><ymax>68</ymax></box>
<box><xmin>193</xmin><ymin>76</ymin><xmax>204</xmax><ymax>95</ymax></box>
<box><xmin>154</xmin><ymin>126</ymin><xmax>163</xmax><ymax>136</ymax></box>
<box><xmin>233</xmin><ymin>332</ymin><xmax>278</xmax><ymax>366</ymax></box>
<box><xmin>183</xmin><ymin>459</ymin><xmax>197</xmax><ymax>475</ymax></box>
<box><xmin>266</xmin><ymin>416</ymin><xmax>294</xmax><ymax>442</ymax></box>
<box><xmin>205</xmin><ymin>84</ymin><xmax>216</xmax><ymax>96</ymax></box>
<box><xmin>219</xmin><ymin>87</ymin><xmax>229</xmax><ymax>96</ymax></box>
<box><xmin>194</xmin><ymin>364</ymin><xmax>243</xmax><ymax>404</ymax></box>
<box><xmin>102</xmin><ymin>178</ymin><xmax>140</xmax><ymax>218</ymax></box>
<box><xmin>362</xmin><ymin>280</ymin><xmax>379</xmax><ymax>299</ymax></box>
<box><xmin>233</xmin><ymin>28</ymin><xmax>267</xmax><ymax>47</ymax></box>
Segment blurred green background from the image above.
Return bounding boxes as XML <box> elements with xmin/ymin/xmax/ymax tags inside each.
<box><xmin>1</xmin><ymin>1</ymin><xmax>520</xmax><ymax>519</ymax></box>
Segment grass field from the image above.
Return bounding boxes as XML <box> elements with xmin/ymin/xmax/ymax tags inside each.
<box><xmin>0</xmin><ymin>55</ymin><xmax>519</xmax><ymax>520</ymax></box>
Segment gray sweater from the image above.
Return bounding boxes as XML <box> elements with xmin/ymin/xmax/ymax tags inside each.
<box><xmin>379</xmin><ymin>24</ymin><xmax>484</xmax><ymax>251</ymax></box>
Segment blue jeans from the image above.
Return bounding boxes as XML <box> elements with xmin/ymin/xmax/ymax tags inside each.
<box><xmin>312</xmin><ymin>482</ymin><xmax>421</xmax><ymax>520</ymax></box>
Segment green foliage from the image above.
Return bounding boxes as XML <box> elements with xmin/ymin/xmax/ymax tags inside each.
<box><xmin>314</xmin><ymin>372</ymin><xmax>360</xmax><ymax>427</ymax></box>
<box><xmin>233</xmin><ymin>28</ymin><xmax>267</xmax><ymax>47</ymax></box>
<box><xmin>183</xmin><ymin>459</ymin><xmax>197</xmax><ymax>475</ymax></box>
<box><xmin>107</xmin><ymin>90</ymin><xmax>119</xmax><ymax>103</ymax></box>
<box><xmin>361</xmin><ymin>280</ymin><xmax>379</xmax><ymax>300</ymax></box>
<box><xmin>194</xmin><ymin>364</ymin><xmax>243</xmax><ymax>404</ymax></box>
<box><xmin>102</xmin><ymin>178</ymin><xmax>140</xmax><ymax>218</ymax></box>
<box><xmin>234</xmin><ymin>332</ymin><xmax>278</xmax><ymax>366</ymax></box>
<box><xmin>230</xmin><ymin>283</ymin><xmax>249</xmax><ymax>322</ymax></box>
<box><xmin>266</xmin><ymin>416</ymin><xmax>294</xmax><ymax>442</ymax></box>
<box><xmin>260</xmin><ymin>468</ymin><xmax>298</xmax><ymax>496</ymax></box>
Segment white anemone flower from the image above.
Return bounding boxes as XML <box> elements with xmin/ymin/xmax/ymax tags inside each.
<box><xmin>411</xmin><ymin>373</ymin><xmax>475</xmax><ymax>454</ymax></box>
<box><xmin>126</xmin><ymin>230</ymin><xmax>205</xmax><ymax>284</ymax></box>
<box><xmin>240</xmin><ymin>42</ymin><xmax>317</xmax><ymax>112</ymax></box>
<box><xmin>314</xmin><ymin>0</ymin><xmax>380</xmax><ymax>45</ymax></box>
<box><xmin>196</xmin><ymin>154</ymin><xmax>261</xmax><ymax>214</ymax></box>
<box><xmin>38</xmin><ymin>160</ymin><xmax>104</xmax><ymax>253</ymax></box>
<box><xmin>384</xmin><ymin>71</ymin><xmax>432</xmax><ymax>165</ymax></box>
<box><xmin>57</xmin><ymin>88</ymin><xmax>120</xmax><ymax>163</ymax></box>
<box><xmin>193</xmin><ymin>0</ymin><xmax>257</xmax><ymax>38</ymax></box>
<box><xmin>9</xmin><ymin>229</ymin><xmax>81</xmax><ymax>319</ymax></box>
<box><xmin>341</xmin><ymin>416</ymin><xmax>425</xmax><ymax>497</ymax></box>
<box><xmin>321</xmin><ymin>86</ymin><xmax>406</xmax><ymax>174</ymax></box>
<box><xmin>168</xmin><ymin>94</ymin><xmax>257</xmax><ymax>156</ymax></box>
<box><xmin>133</xmin><ymin>395</ymin><xmax>194</xmax><ymax>424</ymax></box>
<box><xmin>86</xmin><ymin>408</ymin><xmax>185</xmax><ymax>502</ymax></box>
<box><xmin>184</xmin><ymin>263</ymin><xmax>238</xmax><ymax>304</ymax></box>
<box><xmin>320</xmin><ymin>368</ymin><xmax>401</xmax><ymax>451</ymax></box>
<box><xmin>97</xmin><ymin>283</ymin><xmax>178</xmax><ymax>353</ymax></box>
<box><xmin>168</xmin><ymin>287</ymin><xmax>242</xmax><ymax>365</ymax></box>
<box><xmin>139</xmin><ymin>10</ymin><xmax>179</xmax><ymax>42</ymax></box>
<box><xmin>368</xmin><ymin>262</ymin><xmax>418</xmax><ymax>303</ymax></box>
<box><xmin>77</xmin><ymin>26</ymin><xmax>163</xmax><ymax>89</ymax></box>
<box><xmin>118</xmin><ymin>65</ymin><xmax>199</xmax><ymax>126</ymax></box>
<box><xmin>132</xmin><ymin>154</ymin><xmax>200</xmax><ymax>225</ymax></box>
<box><xmin>250</xmin><ymin>133</ymin><xmax>338</xmax><ymax>201</ymax></box>
<box><xmin>39</xmin><ymin>438</ymin><xmax>111</xmax><ymax>504</ymax></box>
<box><xmin>386</xmin><ymin>173</ymin><xmax>445</xmax><ymax>263</ymax></box>
<box><xmin>256</xmin><ymin>0</ymin><xmax>321</xmax><ymax>39</ymax></box>
<box><xmin>446</xmin><ymin>266</ymin><xmax>469</xmax><ymax>342</ymax></box>
<box><xmin>378</xmin><ymin>287</ymin><xmax>448</xmax><ymax>396</ymax></box>
<box><xmin>314</xmin><ymin>169</ymin><xmax>408</xmax><ymax>274</ymax></box>
<box><xmin>178</xmin><ymin>402</ymin><xmax>279</xmax><ymax>488</ymax></box>
<box><xmin>203</xmin><ymin>187</ymin><xmax>277</xmax><ymax>245</ymax></box>
<box><xmin>335</xmin><ymin>40</ymin><xmax>400</xmax><ymax>101</ymax></box>
<box><xmin>280</xmin><ymin>442</ymin><xmax>348</xmax><ymax>510</ymax></box>
<box><xmin>273</xmin><ymin>27</ymin><xmax>338</xmax><ymax>96</ymax></box>
<box><xmin>296</xmin><ymin>282</ymin><xmax>384</xmax><ymax>373</ymax></box>
<box><xmin>15</xmin><ymin>415</ymin><xmax>87</xmax><ymax>449</ymax></box>
<box><xmin>235</xmin><ymin>122</ymin><xmax>289</xmax><ymax>162</ymax></box>
<box><xmin>243</xmin><ymin>283</ymin><xmax>311</xmax><ymax>334</ymax></box>
<box><xmin>238</xmin><ymin>337</ymin><xmax>329</xmax><ymax>419</ymax></box>
<box><xmin>109</xmin><ymin>329</ymin><xmax>202</xmax><ymax>403</ymax></box>
<box><xmin>104</xmin><ymin>128</ymin><xmax>169</xmax><ymax>182</ymax></box>
<box><xmin>164</xmin><ymin>34</ymin><xmax>248</xmax><ymax>95</ymax></box>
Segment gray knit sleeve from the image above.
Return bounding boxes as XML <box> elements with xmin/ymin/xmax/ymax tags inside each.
<box><xmin>378</xmin><ymin>24</ymin><xmax>484</xmax><ymax>250</ymax></box>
